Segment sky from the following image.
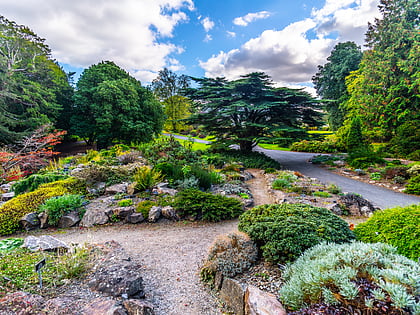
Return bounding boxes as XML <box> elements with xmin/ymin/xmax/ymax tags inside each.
<box><xmin>0</xmin><ymin>0</ymin><xmax>380</xmax><ymax>92</ymax></box>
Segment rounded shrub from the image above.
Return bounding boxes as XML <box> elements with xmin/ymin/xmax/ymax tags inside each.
<box><xmin>238</xmin><ymin>204</ymin><xmax>354</xmax><ymax>264</ymax></box>
<box><xmin>354</xmin><ymin>204</ymin><xmax>420</xmax><ymax>260</ymax></box>
<box><xmin>11</xmin><ymin>173</ymin><xmax>68</xmax><ymax>195</ymax></box>
<box><xmin>279</xmin><ymin>242</ymin><xmax>420</xmax><ymax>314</ymax></box>
<box><xmin>173</xmin><ymin>189</ymin><xmax>243</xmax><ymax>222</ymax></box>
<box><xmin>200</xmin><ymin>232</ymin><xmax>258</xmax><ymax>286</ymax></box>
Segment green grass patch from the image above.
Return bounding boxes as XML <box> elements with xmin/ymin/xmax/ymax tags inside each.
<box><xmin>258</xmin><ymin>143</ymin><xmax>291</xmax><ymax>151</ymax></box>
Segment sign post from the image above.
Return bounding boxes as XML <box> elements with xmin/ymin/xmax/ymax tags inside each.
<box><xmin>35</xmin><ymin>258</ymin><xmax>46</xmax><ymax>289</ymax></box>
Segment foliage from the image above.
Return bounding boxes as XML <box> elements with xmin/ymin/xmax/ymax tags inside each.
<box><xmin>346</xmin><ymin>147</ymin><xmax>386</xmax><ymax>169</ymax></box>
<box><xmin>0</xmin><ymin>245</ymin><xmax>92</xmax><ymax>294</ymax></box>
<box><xmin>238</xmin><ymin>204</ymin><xmax>354</xmax><ymax>264</ymax></box>
<box><xmin>0</xmin><ymin>16</ymin><xmax>72</xmax><ymax>145</ymax></box>
<box><xmin>290</xmin><ymin>138</ymin><xmax>340</xmax><ymax>153</ymax></box>
<box><xmin>38</xmin><ymin>194</ymin><xmax>84</xmax><ymax>226</ymax></box>
<box><xmin>186</xmin><ymin>72</ymin><xmax>323</xmax><ymax>152</ymax></box>
<box><xmin>340</xmin><ymin>0</ymin><xmax>419</xmax><ymax>153</ymax></box>
<box><xmin>404</xmin><ymin>176</ymin><xmax>420</xmax><ymax>195</ymax></box>
<box><xmin>0</xmin><ymin>238</ymin><xmax>23</xmax><ymax>251</ymax></box>
<box><xmin>312</xmin><ymin>42</ymin><xmax>363</xmax><ymax>130</ymax></box>
<box><xmin>0</xmin><ymin>177</ymin><xmax>82</xmax><ymax>235</ymax></box>
<box><xmin>200</xmin><ymin>232</ymin><xmax>258</xmax><ymax>285</ymax></box>
<box><xmin>70</xmin><ymin>61</ymin><xmax>164</xmax><ymax>148</ymax></box>
<box><xmin>71</xmin><ymin>163</ymin><xmax>133</xmax><ymax>186</ymax></box>
<box><xmin>133</xmin><ymin>166</ymin><xmax>163</xmax><ymax>191</ymax></box>
<box><xmin>11</xmin><ymin>173</ymin><xmax>68</xmax><ymax>195</ymax></box>
<box><xmin>355</xmin><ymin>204</ymin><xmax>420</xmax><ymax>260</ymax></box>
<box><xmin>310</xmin><ymin>155</ymin><xmax>340</xmax><ymax>165</ymax></box>
<box><xmin>214</xmin><ymin>149</ymin><xmax>281</xmax><ymax>170</ymax></box>
<box><xmin>279</xmin><ymin>242</ymin><xmax>420</xmax><ymax>313</ymax></box>
<box><xmin>313</xmin><ymin>191</ymin><xmax>332</xmax><ymax>198</ymax></box>
<box><xmin>327</xmin><ymin>184</ymin><xmax>341</xmax><ymax>194</ymax></box>
<box><xmin>173</xmin><ymin>189</ymin><xmax>243</xmax><ymax>222</ymax></box>
<box><xmin>389</xmin><ymin>120</ymin><xmax>420</xmax><ymax>157</ymax></box>
<box><xmin>117</xmin><ymin>199</ymin><xmax>133</xmax><ymax>207</ymax></box>
<box><xmin>136</xmin><ymin>200</ymin><xmax>156</xmax><ymax>219</ymax></box>
<box><xmin>272</xmin><ymin>171</ymin><xmax>298</xmax><ymax>191</ymax></box>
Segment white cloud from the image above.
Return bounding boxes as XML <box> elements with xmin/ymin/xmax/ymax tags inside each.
<box><xmin>0</xmin><ymin>0</ymin><xmax>194</xmax><ymax>83</ymax></box>
<box><xmin>233</xmin><ymin>11</ymin><xmax>271</xmax><ymax>27</ymax></box>
<box><xmin>204</xmin><ymin>34</ymin><xmax>213</xmax><ymax>42</ymax></box>
<box><xmin>226</xmin><ymin>31</ymin><xmax>236</xmax><ymax>38</ymax></box>
<box><xmin>201</xmin><ymin>16</ymin><xmax>214</xmax><ymax>32</ymax></box>
<box><xmin>201</xmin><ymin>0</ymin><xmax>380</xmax><ymax>87</ymax></box>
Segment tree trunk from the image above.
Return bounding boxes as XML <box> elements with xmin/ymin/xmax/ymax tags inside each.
<box><xmin>239</xmin><ymin>140</ymin><xmax>254</xmax><ymax>152</ymax></box>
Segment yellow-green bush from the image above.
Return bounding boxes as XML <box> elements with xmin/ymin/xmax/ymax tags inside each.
<box><xmin>0</xmin><ymin>178</ymin><xmax>84</xmax><ymax>235</ymax></box>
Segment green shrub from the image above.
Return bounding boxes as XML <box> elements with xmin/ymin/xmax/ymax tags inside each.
<box><xmin>272</xmin><ymin>178</ymin><xmax>291</xmax><ymax>190</ymax></box>
<box><xmin>279</xmin><ymin>242</ymin><xmax>420</xmax><ymax>314</ymax></box>
<box><xmin>238</xmin><ymin>204</ymin><xmax>354</xmax><ymax>264</ymax></box>
<box><xmin>11</xmin><ymin>173</ymin><xmax>68</xmax><ymax>195</ymax></box>
<box><xmin>290</xmin><ymin>139</ymin><xmax>339</xmax><ymax>153</ymax></box>
<box><xmin>0</xmin><ymin>178</ymin><xmax>82</xmax><ymax>235</ymax></box>
<box><xmin>136</xmin><ymin>200</ymin><xmax>156</xmax><ymax>219</ymax></box>
<box><xmin>0</xmin><ymin>238</ymin><xmax>24</xmax><ymax>251</ymax></box>
<box><xmin>310</xmin><ymin>155</ymin><xmax>340</xmax><ymax>165</ymax></box>
<box><xmin>404</xmin><ymin>175</ymin><xmax>420</xmax><ymax>195</ymax></box>
<box><xmin>39</xmin><ymin>194</ymin><xmax>85</xmax><ymax>226</ymax></box>
<box><xmin>173</xmin><ymin>189</ymin><xmax>243</xmax><ymax>222</ymax></box>
<box><xmin>346</xmin><ymin>148</ymin><xmax>385</xmax><ymax>169</ymax></box>
<box><xmin>326</xmin><ymin>183</ymin><xmax>341</xmax><ymax>194</ymax></box>
<box><xmin>117</xmin><ymin>199</ymin><xmax>133</xmax><ymax>207</ymax></box>
<box><xmin>201</xmin><ymin>232</ymin><xmax>258</xmax><ymax>286</ymax></box>
<box><xmin>216</xmin><ymin>149</ymin><xmax>281</xmax><ymax>169</ymax></box>
<box><xmin>354</xmin><ymin>204</ymin><xmax>420</xmax><ymax>260</ymax></box>
<box><xmin>312</xmin><ymin>191</ymin><xmax>332</xmax><ymax>198</ymax></box>
<box><xmin>369</xmin><ymin>172</ymin><xmax>381</xmax><ymax>180</ymax></box>
<box><xmin>133</xmin><ymin>166</ymin><xmax>163</xmax><ymax>191</ymax></box>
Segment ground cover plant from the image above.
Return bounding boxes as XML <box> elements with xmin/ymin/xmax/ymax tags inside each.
<box><xmin>279</xmin><ymin>242</ymin><xmax>420</xmax><ymax>314</ymax></box>
<box><xmin>238</xmin><ymin>203</ymin><xmax>354</xmax><ymax>264</ymax></box>
<box><xmin>38</xmin><ymin>194</ymin><xmax>85</xmax><ymax>226</ymax></box>
<box><xmin>354</xmin><ymin>204</ymin><xmax>420</xmax><ymax>260</ymax></box>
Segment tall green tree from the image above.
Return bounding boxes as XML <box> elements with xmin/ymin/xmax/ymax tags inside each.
<box><xmin>0</xmin><ymin>16</ymin><xmax>70</xmax><ymax>144</ymax></box>
<box><xmin>342</xmin><ymin>0</ymin><xmax>419</xmax><ymax>146</ymax></box>
<box><xmin>312</xmin><ymin>42</ymin><xmax>362</xmax><ymax>130</ymax></box>
<box><xmin>70</xmin><ymin>61</ymin><xmax>164</xmax><ymax>148</ymax></box>
<box><xmin>151</xmin><ymin>68</ymin><xmax>191</xmax><ymax>132</ymax></box>
<box><xmin>186</xmin><ymin>72</ymin><xmax>323</xmax><ymax>152</ymax></box>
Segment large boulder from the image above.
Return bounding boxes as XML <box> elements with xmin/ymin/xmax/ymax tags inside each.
<box><xmin>80</xmin><ymin>297</ymin><xmax>127</xmax><ymax>315</ymax></box>
<box><xmin>80</xmin><ymin>196</ymin><xmax>114</xmax><ymax>227</ymax></box>
<box><xmin>113</xmin><ymin>206</ymin><xmax>135</xmax><ymax>220</ymax></box>
<box><xmin>245</xmin><ymin>285</ymin><xmax>286</xmax><ymax>315</ymax></box>
<box><xmin>0</xmin><ymin>291</ymin><xmax>45</xmax><ymax>314</ymax></box>
<box><xmin>338</xmin><ymin>193</ymin><xmax>377</xmax><ymax>216</ymax></box>
<box><xmin>105</xmin><ymin>183</ymin><xmax>128</xmax><ymax>195</ymax></box>
<box><xmin>126</xmin><ymin>213</ymin><xmax>144</xmax><ymax>224</ymax></box>
<box><xmin>161</xmin><ymin>206</ymin><xmax>179</xmax><ymax>221</ymax></box>
<box><xmin>219</xmin><ymin>278</ymin><xmax>246</xmax><ymax>315</ymax></box>
<box><xmin>23</xmin><ymin>235</ymin><xmax>69</xmax><ymax>252</ymax></box>
<box><xmin>1</xmin><ymin>191</ymin><xmax>15</xmax><ymax>201</ymax></box>
<box><xmin>148</xmin><ymin>206</ymin><xmax>161</xmax><ymax>223</ymax></box>
<box><xmin>123</xmin><ymin>299</ymin><xmax>155</xmax><ymax>315</ymax></box>
<box><xmin>20</xmin><ymin>212</ymin><xmax>40</xmax><ymax>231</ymax></box>
<box><xmin>58</xmin><ymin>211</ymin><xmax>81</xmax><ymax>228</ymax></box>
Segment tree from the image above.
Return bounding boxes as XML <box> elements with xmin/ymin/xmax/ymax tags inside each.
<box><xmin>186</xmin><ymin>72</ymin><xmax>323</xmax><ymax>152</ymax></box>
<box><xmin>0</xmin><ymin>16</ymin><xmax>71</xmax><ymax>144</ymax></box>
<box><xmin>151</xmin><ymin>68</ymin><xmax>191</xmax><ymax>132</ymax></box>
<box><xmin>70</xmin><ymin>61</ymin><xmax>164</xmax><ymax>148</ymax></box>
<box><xmin>342</xmin><ymin>0</ymin><xmax>419</xmax><ymax>147</ymax></box>
<box><xmin>312</xmin><ymin>42</ymin><xmax>362</xmax><ymax>130</ymax></box>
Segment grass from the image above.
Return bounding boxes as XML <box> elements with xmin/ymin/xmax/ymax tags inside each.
<box><xmin>258</xmin><ymin>143</ymin><xmax>291</xmax><ymax>151</ymax></box>
<box><xmin>174</xmin><ymin>138</ymin><xmax>211</xmax><ymax>151</ymax></box>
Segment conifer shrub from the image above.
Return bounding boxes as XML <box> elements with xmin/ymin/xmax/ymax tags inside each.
<box><xmin>354</xmin><ymin>204</ymin><xmax>420</xmax><ymax>260</ymax></box>
<box><xmin>11</xmin><ymin>173</ymin><xmax>68</xmax><ymax>195</ymax></box>
<box><xmin>279</xmin><ymin>242</ymin><xmax>420</xmax><ymax>314</ymax></box>
<box><xmin>173</xmin><ymin>189</ymin><xmax>243</xmax><ymax>222</ymax></box>
<box><xmin>200</xmin><ymin>232</ymin><xmax>258</xmax><ymax>286</ymax></box>
<box><xmin>136</xmin><ymin>200</ymin><xmax>156</xmax><ymax>219</ymax></box>
<box><xmin>238</xmin><ymin>204</ymin><xmax>354</xmax><ymax>264</ymax></box>
<box><xmin>404</xmin><ymin>175</ymin><xmax>420</xmax><ymax>195</ymax></box>
<box><xmin>0</xmin><ymin>178</ymin><xmax>83</xmax><ymax>235</ymax></box>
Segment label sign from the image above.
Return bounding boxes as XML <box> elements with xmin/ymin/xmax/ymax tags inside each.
<box><xmin>35</xmin><ymin>258</ymin><xmax>46</xmax><ymax>272</ymax></box>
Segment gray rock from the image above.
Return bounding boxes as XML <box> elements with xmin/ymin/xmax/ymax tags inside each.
<box><xmin>0</xmin><ymin>291</ymin><xmax>45</xmax><ymax>314</ymax></box>
<box><xmin>156</xmin><ymin>183</ymin><xmax>178</xmax><ymax>196</ymax></box>
<box><xmin>20</xmin><ymin>212</ymin><xmax>40</xmax><ymax>231</ymax></box>
<box><xmin>148</xmin><ymin>206</ymin><xmax>161</xmax><ymax>223</ymax></box>
<box><xmin>58</xmin><ymin>211</ymin><xmax>81</xmax><ymax>228</ymax></box>
<box><xmin>245</xmin><ymin>285</ymin><xmax>286</xmax><ymax>315</ymax></box>
<box><xmin>105</xmin><ymin>183</ymin><xmax>128</xmax><ymax>195</ymax></box>
<box><xmin>38</xmin><ymin>212</ymin><xmax>50</xmax><ymax>229</ymax></box>
<box><xmin>1</xmin><ymin>191</ymin><xmax>15</xmax><ymax>201</ymax></box>
<box><xmin>161</xmin><ymin>206</ymin><xmax>179</xmax><ymax>221</ymax></box>
<box><xmin>80</xmin><ymin>196</ymin><xmax>115</xmax><ymax>227</ymax></box>
<box><xmin>123</xmin><ymin>299</ymin><xmax>155</xmax><ymax>315</ymax></box>
<box><xmin>327</xmin><ymin>203</ymin><xmax>343</xmax><ymax>215</ymax></box>
<box><xmin>87</xmin><ymin>182</ymin><xmax>106</xmax><ymax>196</ymax></box>
<box><xmin>114</xmin><ymin>206</ymin><xmax>135</xmax><ymax>219</ymax></box>
<box><xmin>23</xmin><ymin>235</ymin><xmax>69</xmax><ymax>252</ymax></box>
<box><xmin>219</xmin><ymin>278</ymin><xmax>246</xmax><ymax>315</ymax></box>
<box><xmin>0</xmin><ymin>183</ymin><xmax>12</xmax><ymax>192</ymax></box>
<box><xmin>126</xmin><ymin>213</ymin><xmax>144</xmax><ymax>224</ymax></box>
<box><xmin>338</xmin><ymin>193</ymin><xmax>376</xmax><ymax>216</ymax></box>
<box><xmin>81</xmin><ymin>297</ymin><xmax>127</xmax><ymax>315</ymax></box>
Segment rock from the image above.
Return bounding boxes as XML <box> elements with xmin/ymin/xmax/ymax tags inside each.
<box><xmin>43</xmin><ymin>296</ymin><xmax>85</xmax><ymax>314</ymax></box>
<box><xmin>161</xmin><ymin>206</ymin><xmax>179</xmax><ymax>220</ymax></box>
<box><xmin>126</xmin><ymin>213</ymin><xmax>144</xmax><ymax>224</ymax></box>
<box><xmin>0</xmin><ymin>183</ymin><xmax>12</xmax><ymax>192</ymax></box>
<box><xmin>327</xmin><ymin>203</ymin><xmax>343</xmax><ymax>215</ymax></box>
<box><xmin>0</xmin><ymin>291</ymin><xmax>45</xmax><ymax>314</ymax></box>
<box><xmin>123</xmin><ymin>299</ymin><xmax>155</xmax><ymax>315</ymax></box>
<box><xmin>148</xmin><ymin>206</ymin><xmax>161</xmax><ymax>222</ymax></box>
<box><xmin>114</xmin><ymin>206</ymin><xmax>135</xmax><ymax>219</ymax></box>
<box><xmin>80</xmin><ymin>196</ymin><xmax>115</xmax><ymax>227</ymax></box>
<box><xmin>245</xmin><ymin>285</ymin><xmax>286</xmax><ymax>315</ymax></box>
<box><xmin>38</xmin><ymin>211</ymin><xmax>50</xmax><ymax>229</ymax></box>
<box><xmin>214</xmin><ymin>271</ymin><xmax>224</xmax><ymax>291</ymax></box>
<box><xmin>338</xmin><ymin>193</ymin><xmax>377</xmax><ymax>216</ymax></box>
<box><xmin>81</xmin><ymin>297</ymin><xmax>127</xmax><ymax>315</ymax></box>
<box><xmin>127</xmin><ymin>182</ymin><xmax>136</xmax><ymax>195</ymax></box>
<box><xmin>23</xmin><ymin>235</ymin><xmax>69</xmax><ymax>252</ymax></box>
<box><xmin>155</xmin><ymin>182</ymin><xmax>178</xmax><ymax>196</ymax></box>
<box><xmin>219</xmin><ymin>278</ymin><xmax>246</xmax><ymax>315</ymax></box>
<box><xmin>88</xmin><ymin>247</ymin><xmax>144</xmax><ymax>299</ymax></box>
<box><xmin>87</xmin><ymin>182</ymin><xmax>107</xmax><ymax>196</ymax></box>
<box><xmin>105</xmin><ymin>183</ymin><xmax>128</xmax><ymax>195</ymax></box>
<box><xmin>20</xmin><ymin>212</ymin><xmax>40</xmax><ymax>230</ymax></box>
<box><xmin>1</xmin><ymin>191</ymin><xmax>15</xmax><ymax>201</ymax></box>
<box><xmin>58</xmin><ymin>210</ymin><xmax>81</xmax><ymax>228</ymax></box>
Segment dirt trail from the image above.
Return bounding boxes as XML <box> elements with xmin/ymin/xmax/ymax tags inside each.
<box><xmin>246</xmin><ymin>168</ymin><xmax>275</xmax><ymax>205</ymax></box>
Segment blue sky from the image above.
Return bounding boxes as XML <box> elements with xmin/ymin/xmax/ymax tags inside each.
<box><xmin>0</xmin><ymin>0</ymin><xmax>380</xmax><ymax>92</ymax></box>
